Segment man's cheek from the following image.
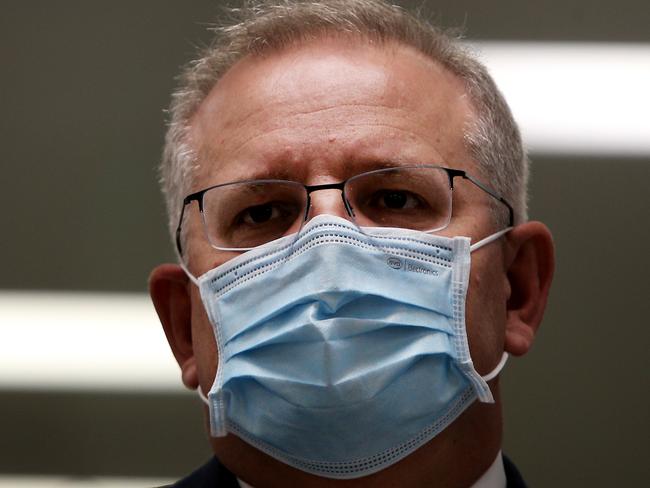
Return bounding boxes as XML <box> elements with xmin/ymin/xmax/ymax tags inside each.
<box><xmin>465</xmin><ymin>264</ymin><xmax>506</xmax><ymax>371</ymax></box>
<box><xmin>191</xmin><ymin>298</ymin><xmax>219</xmax><ymax>388</ymax></box>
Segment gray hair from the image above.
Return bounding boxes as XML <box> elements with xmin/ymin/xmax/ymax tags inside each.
<box><xmin>160</xmin><ymin>0</ymin><xmax>528</xmax><ymax>246</ymax></box>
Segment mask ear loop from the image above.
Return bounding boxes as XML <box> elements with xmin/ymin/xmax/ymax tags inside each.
<box><xmin>482</xmin><ymin>352</ymin><xmax>509</xmax><ymax>382</ymax></box>
<box><xmin>197</xmin><ymin>386</ymin><xmax>210</xmax><ymax>405</ymax></box>
<box><xmin>469</xmin><ymin>227</ymin><xmax>513</xmax><ymax>252</ymax></box>
<box><xmin>466</xmin><ymin>227</ymin><xmax>511</xmax><ymax>392</ymax></box>
<box><xmin>178</xmin><ymin>259</ymin><xmax>200</xmax><ymax>287</ymax></box>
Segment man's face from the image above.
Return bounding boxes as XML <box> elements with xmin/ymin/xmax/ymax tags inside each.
<box><xmin>182</xmin><ymin>37</ymin><xmax>510</xmax><ymax>474</ymax></box>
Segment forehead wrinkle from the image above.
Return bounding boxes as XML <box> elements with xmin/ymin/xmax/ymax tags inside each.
<box><xmin>222</xmin><ymin>120</ymin><xmax>450</xmax><ymax>162</ymax></box>
<box><xmin>193</xmin><ymin>112</ymin><xmax>468</xmax><ymax>189</ymax></box>
<box><xmin>209</xmin><ymin>94</ymin><xmax>463</xmax><ymax>154</ymax></box>
<box><xmin>192</xmin><ymin>121</ymin><xmax>455</xmax><ymax>190</ymax></box>
<box><xmin>193</xmin><ymin>100</ymin><xmax>463</xmax><ymax>164</ymax></box>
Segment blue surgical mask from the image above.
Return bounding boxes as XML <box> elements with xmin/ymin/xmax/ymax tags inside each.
<box><xmin>185</xmin><ymin>214</ymin><xmax>510</xmax><ymax>479</ymax></box>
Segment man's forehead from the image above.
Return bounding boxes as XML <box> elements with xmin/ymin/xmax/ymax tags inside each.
<box><xmin>188</xmin><ymin>38</ymin><xmax>475</xmax><ymax>185</ymax></box>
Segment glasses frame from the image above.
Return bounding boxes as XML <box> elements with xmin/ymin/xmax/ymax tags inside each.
<box><xmin>175</xmin><ymin>164</ymin><xmax>514</xmax><ymax>255</ymax></box>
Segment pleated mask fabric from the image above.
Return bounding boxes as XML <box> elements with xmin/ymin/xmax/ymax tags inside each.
<box><xmin>193</xmin><ymin>214</ymin><xmax>505</xmax><ymax>478</ymax></box>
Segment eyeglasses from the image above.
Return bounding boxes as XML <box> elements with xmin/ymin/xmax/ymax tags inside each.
<box><xmin>175</xmin><ymin>165</ymin><xmax>514</xmax><ymax>253</ymax></box>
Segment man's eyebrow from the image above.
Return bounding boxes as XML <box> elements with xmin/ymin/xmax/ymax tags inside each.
<box><xmin>348</xmin><ymin>158</ymin><xmax>415</xmax><ymax>171</ymax></box>
<box><xmin>228</xmin><ymin>164</ymin><xmax>298</xmax><ymax>182</ymax></box>
<box><xmin>243</xmin><ymin>158</ymin><xmax>419</xmax><ymax>180</ymax></box>
<box><xmin>202</xmin><ymin>155</ymin><xmax>432</xmax><ymax>186</ymax></box>
<box><xmin>338</xmin><ymin>157</ymin><xmax>438</xmax><ymax>177</ymax></box>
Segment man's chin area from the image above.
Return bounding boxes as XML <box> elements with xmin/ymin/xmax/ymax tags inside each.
<box><xmin>210</xmin><ymin>434</ymin><xmax>417</xmax><ymax>488</ymax></box>
<box><xmin>207</xmin><ymin>400</ymin><xmax>501</xmax><ymax>488</ymax></box>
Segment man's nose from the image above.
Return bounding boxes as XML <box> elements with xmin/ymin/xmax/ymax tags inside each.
<box><xmin>305</xmin><ymin>188</ymin><xmax>352</xmax><ymax>222</ymax></box>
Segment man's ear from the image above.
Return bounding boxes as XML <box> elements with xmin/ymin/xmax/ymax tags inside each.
<box><xmin>503</xmin><ymin>221</ymin><xmax>555</xmax><ymax>356</ymax></box>
<box><xmin>149</xmin><ymin>264</ymin><xmax>199</xmax><ymax>390</ymax></box>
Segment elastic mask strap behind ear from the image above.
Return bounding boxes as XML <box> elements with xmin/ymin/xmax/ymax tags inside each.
<box><xmin>179</xmin><ymin>260</ymin><xmax>200</xmax><ymax>287</ymax></box>
<box><xmin>482</xmin><ymin>352</ymin><xmax>509</xmax><ymax>382</ymax></box>
<box><xmin>197</xmin><ymin>386</ymin><xmax>209</xmax><ymax>405</ymax></box>
<box><xmin>470</xmin><ymin>227</ymin><xmax>512</xmax><ymax>253</ymax></box>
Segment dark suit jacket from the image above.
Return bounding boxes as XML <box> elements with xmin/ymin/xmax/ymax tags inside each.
<box><xmin>167</xmin><ymin>455</ymin><xmax>527</xmax><ymax>487</ymax></box>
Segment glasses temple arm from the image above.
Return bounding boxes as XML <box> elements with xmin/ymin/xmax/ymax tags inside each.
<box><xmin>461</xmin><ymin>174</ymin><xmax>515</xmax><ymax>227</ymax></box>
<box><xmin>175</xmin><ymin>196</ymin><xmax>195</xmax><ymax>257</ymax></box>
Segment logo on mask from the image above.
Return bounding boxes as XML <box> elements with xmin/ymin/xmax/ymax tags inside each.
<box><xmin>387</xmin><ymin>257</ymin><xmax>402</xmax><ymax>269</ymax></box>
<box><xmin>406</xmin><ymin>263</ymin><xmax>439</xmax><ymax>276</ymax></box>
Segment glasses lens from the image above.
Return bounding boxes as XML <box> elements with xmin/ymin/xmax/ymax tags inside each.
<box><xmin>202</xmin><ymin>180</ymin><xmax>307</xmax><ymax>249</ymax></box>
<box><xmin>345</xmin><ymin>166</ymin><xmax>452</xmax><ymax>232</ymax></box>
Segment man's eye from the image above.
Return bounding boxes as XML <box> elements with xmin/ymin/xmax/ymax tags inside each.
<box><xmin>241</xmin><ymin>203</ymin><xmax>280</xmax><ymax>224</ymax></box>
<box><xmin>371</xmin><ymin>190</ymin><xmax>421</xmax><ymax>210</ymax></box>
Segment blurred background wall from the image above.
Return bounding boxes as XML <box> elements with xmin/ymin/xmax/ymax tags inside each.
<box><xmin>1</xmin><ymin>1</ymin><xmax>648</xmax><ymax>486</ymax></box>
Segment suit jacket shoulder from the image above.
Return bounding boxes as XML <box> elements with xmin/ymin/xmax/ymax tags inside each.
<box><xmin>503</xmin><ymin>455</ymin><xmax>527</xmax><ymax>488</ymax></box>
<box><xmin>163</xmin><ymin>457</ymin><xmax>238</xmax><ymax>488</ymax></box>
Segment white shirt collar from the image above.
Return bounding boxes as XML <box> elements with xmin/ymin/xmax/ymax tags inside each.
<box><xmin>238</xmin><ymin>479</ymin><xmax>254</xmax><ymax>488</ymax></box>
<box><xmin>470</xmin><ymin>450</ymin><xmax>506</xmax><ymax>488</ymax></box>
<box><xmin>237</xmin><ymin>451</ymin><xmax>505</xmax><ymax>488</ymax></box>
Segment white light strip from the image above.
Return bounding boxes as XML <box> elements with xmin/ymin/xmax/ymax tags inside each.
<box><xmin>470</xmin><ymin>42</ymin><xmax>650</xmax><ymax>156</ymax></box>
<box><xmin>0</xmin><ymin>291</ymin><xmax>186</xmax><ymax>392</ymax></box>
<box><xmin>0</xmin><ymin>475</ymin><xmax>174</xmax><ymax>488</ymax></box>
